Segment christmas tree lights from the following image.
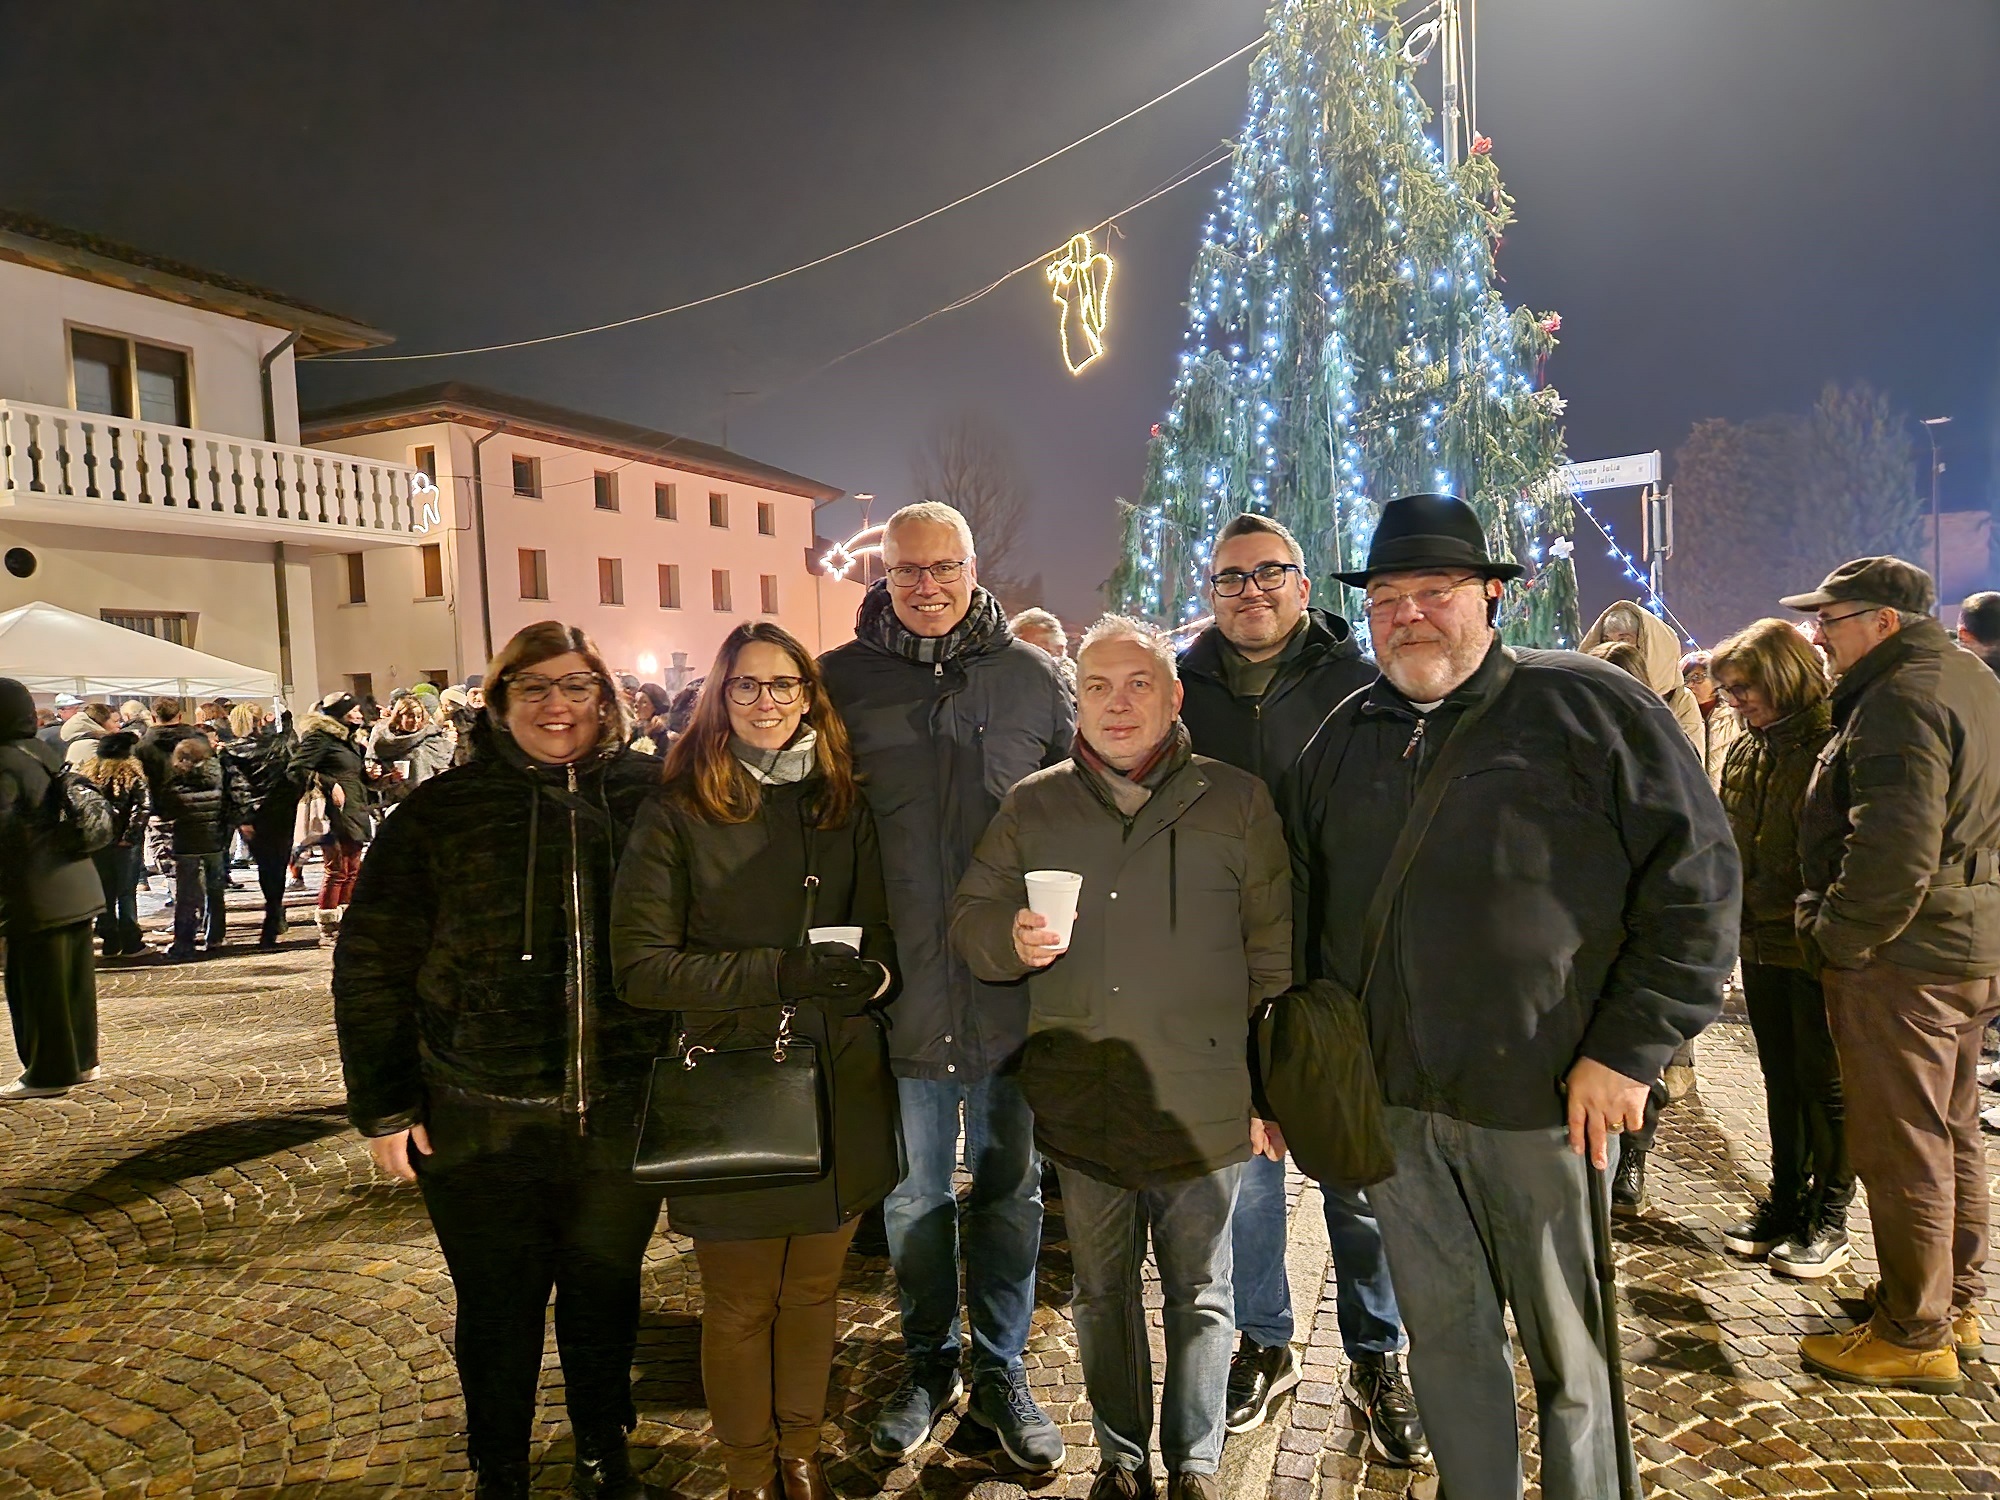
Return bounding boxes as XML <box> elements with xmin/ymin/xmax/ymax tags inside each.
<box><xmin>1110</xmin><ymin>0</ymin><xmax>1581</xmax><ymax>647</ymax></box>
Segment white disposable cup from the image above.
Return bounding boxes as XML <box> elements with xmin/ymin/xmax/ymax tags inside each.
<box><xmin>808</xmin><ymin>925</ymin><xmax>864</xmax><ymax>951</ymax></box>
<box><xmin>1023</xmin><ymin>870</ymin><xmax>1084</xmax><ymax>950</ymax></box>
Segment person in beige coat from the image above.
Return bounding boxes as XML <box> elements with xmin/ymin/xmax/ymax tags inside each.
<box><xmin>1581</xmin><ymin>601</ymin><xmax>1704</xmax><ymax>750</ymax></box>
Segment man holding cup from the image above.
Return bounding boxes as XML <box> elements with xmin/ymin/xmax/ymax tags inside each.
<box><xmin>952</xmin><ymin>615</ymin><xmax>1292</xmax><ymax>1500</ymax></box>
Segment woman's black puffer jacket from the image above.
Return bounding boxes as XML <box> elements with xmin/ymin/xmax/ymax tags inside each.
<box><xmin>610</xmin><ymin>777</ymin><xmax>904</xmax><ymax>1241</ymax></box>
<box><xmin>162</xmin><ymin>756</ymin><xmax>252</xmax><ymax>859</ymax></box>
<box><xmin>225</xmin><ymin>721</ymin><xmax>302</xmax><ymax>853</ymax></box>
<box><xmin>291</xmin><ymin>713</ymin><xmax>372</xmax><ymax>844</ymax></box>
<box><xmin>332</xmin><ymin>721</ymin><xmax>670</xmax><ymax>1164</ymax></box>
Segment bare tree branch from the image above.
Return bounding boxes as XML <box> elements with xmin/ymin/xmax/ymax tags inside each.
<box><xmin>909</xmin><ymin>412</ymin><xmax>1032</xmax><ymax>603</ymax></box>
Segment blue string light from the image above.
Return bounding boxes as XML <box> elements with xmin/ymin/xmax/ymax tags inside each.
<box><xmin>1568</xmin><ymin>489</ymin><xmax>1697</xmax><ymax>645</ymax></box>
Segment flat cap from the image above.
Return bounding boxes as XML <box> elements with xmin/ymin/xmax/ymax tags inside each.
<box><xmin>1780</xmin><ymin>556</ymin><xmax>1934</xmax><ymax>616</ymax></box>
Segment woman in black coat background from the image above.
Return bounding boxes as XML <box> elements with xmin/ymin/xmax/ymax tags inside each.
<box><xmin>224</xmin><ymin>702</ymin><xmax>300</xmax><ymax>948</ymax></box>
<box><xmin>333</xmin><ymin>623</ymin><xmax>671</xmax><ymax>1500</ymax></box>
<box><xmin>611</xmin><ymin>623</ymin><xmax>901</xmax><ymax>1500</ymax></box>
<box><xmin>291</xmin><ymin>693</ymin><xmax>373</xmax><ymax>943</ymax></box>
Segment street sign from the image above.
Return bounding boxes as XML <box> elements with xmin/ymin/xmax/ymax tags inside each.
<box><xmin>1560</xmin><ymin>452</ymin><xmax>1661</xmax><ymax>493</ymax></box>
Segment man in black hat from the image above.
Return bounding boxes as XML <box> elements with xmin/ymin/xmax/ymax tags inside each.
<box><xmin>1280</xmin><ymin>495</ymin><xmax>1738</xmax><ymax>1499</ymax></box>
<box><xmin>1783</xmin><ymin>557</ymin><xmax>2000</xmax><ymax>1394</ymax></box>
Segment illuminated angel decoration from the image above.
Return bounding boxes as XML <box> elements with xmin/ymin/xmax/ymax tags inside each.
<box><xmin>409</xmin><ymin>473</ymin><xmax>442</xmax><ymax>536</ymax></box>
<box><xmin>1045</xmin><ymin>231</ymin><xmax>1115</xmax><ymax>375</ymax></box>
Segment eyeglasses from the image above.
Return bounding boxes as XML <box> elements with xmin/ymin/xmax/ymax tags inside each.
<box><xmin>724</xmin><ymin>675</ymin><xmax>806</xmax><ymax>707</ymax></box>
<box><xmin>885</xmin><ymin>559</ymin><xmax>968</xmax><ymax>588</ymax></box>
<box><xmin>1714</xmin><ymin>680</ymin><xmax>1755</xmax><ymax>702</ymax></box>
<box><xmin>1363</xmin><ymin>576</ymin><xmax>1484</xmax><ymax>623</ymax></box>
<box><xmin>508</xmin><ymin>672</ymin><xmax>601</xmax><ymax>705</ymax></box>
<box><xmin>1812</xmin><ymin>608</ymin><xmax>1876</xmax><ymax>630</ymax></box>
<box><xmin>1209</xmin><ymin>562</ymin><xmax>1302</xmax><ymax>597</ymax></box>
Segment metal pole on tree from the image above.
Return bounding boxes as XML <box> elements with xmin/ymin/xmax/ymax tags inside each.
<box><xmin>1923</xmin><ymin>416</ymin><xmax>1950</xmax><ymax>615</ymax></box>
<box><xmin>1440</xmin><ymin>0</ymin><xmax>1464</xmax><ymax>170</ymax></box>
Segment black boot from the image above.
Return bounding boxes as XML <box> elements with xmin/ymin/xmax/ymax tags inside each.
<box><xmin>572</xmin><ymin>1427</ymin><xmax>668</xmax><ymax>1500</ymax></box>
<box><xmin>475</xmin><ymin>1460</ymin><xmax>532</xmax><ymax>1499</ymax></box>
<box><xmin>1611</xmin><ymin>1142</ymin><xmax>1648</xmax><ymax>1216</ymax></box>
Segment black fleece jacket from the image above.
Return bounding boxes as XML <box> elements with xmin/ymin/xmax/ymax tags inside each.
<box><xmin>1286</xmin><ymin>639</ymin><xmax>1740</xmax><ymax>1129</ymax></box>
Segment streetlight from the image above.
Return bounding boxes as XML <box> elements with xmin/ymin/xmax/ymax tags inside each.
<box><xmin>1923</xmin><ymin>416</ymin><xmax>1950</xmax><ymax>613</ymax></box>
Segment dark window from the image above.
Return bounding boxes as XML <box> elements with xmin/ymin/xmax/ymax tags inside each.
<box><xmin>349</xmin><ymin>673</ymin><xmax>374</xmax><ymax>704</ymax></box>
<box><xmin>101</xmin><ymin>610</ymin><xmax>195</xmax><ymax>647</ymax></box>
<box><xmin>512</xmin><ymin>456</ymin><xmax>541</xmax><ymax>497</ymax></box>
<box><xmin>424</xmin><ymin>669</ymin><xmax>451</xmax><ymax>688</ymax></box>
<box><xmin>711</xmin><ymin>569</ymin><xmax>732</xmax><ymax>611</ymax></box>
<box><xmin>519</xmin><ymin>548</ymin><xmax>549</xmax><ymax>600</ymax></box>
<box><xmin>658</xmin><ymin>564</ymin><xmax>681</xmax><ymax>609</ymax></box>
<box><xmin>760</xmin><ymin>574</ymin><xmax>779</xmax><ymax>614</ymax></box>
<box><xmin>594</xmin><ymin>470</ymin><xmax>619</xmax><ymax>510</ymax></box>
<box><xmin>71</xmin><ymin>330</ymin><xmax>133</xmax><ymax>418</ymax></box>
<box><xmin>413</xmin><ymin>446</ymin><xmax>438</xmax><ymax>482</ymax></box>
<box><xmin>598</xmin><ymin>557</ymin><xmax>624</xmax><ymax>606</ymax></box>
<box><xmin>419</xmin><ymin>543</ymin><xmax>444</xmax><ymax>599</ymax></box>
<box><xmin>655</xmin><ymin>482</ymin><xmax>677</xmax><ymax>520</ymax></box>
<box><xmin>757</xmin><ymin>501</ymin><xmax>776</xmax><ymax>536</ymax></box>
<box><xmin>134</xmin><ymin>343</ymin><xmax>190</xmax><ymax>426</ymax></box>
<box><xmin>709</xmin><ymin>492</ymin><xmax>729</xmax><ymax>528</ymax></box>
<box><xmin>344</xmin><ymin>552</ymin><xmax>367</xmax><ymax>605</ymax></box>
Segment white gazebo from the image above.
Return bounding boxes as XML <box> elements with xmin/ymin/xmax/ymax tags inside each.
<box><xmin>0</xmin><ymin>601</ymin><xmax>281</xmax><ymax>700</ymax></box>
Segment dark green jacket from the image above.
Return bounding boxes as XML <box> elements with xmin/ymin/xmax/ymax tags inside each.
<box><xmin>1718</xmin><ymin>700</ymin><xmax>1832</xmax><ymax>969</ymax></box>
<box><xmin>951</xmin><ymin>747</ymin><xmax>1291</xmax><ymax>1187</ymax></box>
<box><xmin>1799</xmin><ymin>619</ymin><xmax>2000</xmax><ymax>976</ymax></box>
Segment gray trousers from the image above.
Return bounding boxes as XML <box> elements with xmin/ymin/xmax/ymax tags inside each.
<box><xmin>1368</xmin><ymin>1106</ymin><xmax>1632</xmax><ymax>1500</ymax></box>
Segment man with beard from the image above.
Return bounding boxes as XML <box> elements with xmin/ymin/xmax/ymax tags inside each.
<box><xmin>820</xmin><ymin>502</ymin><xmax>1076</xmax><ymax>1471</ymax></box>
<box><xmin>1282</xmin><ymin>495</ymin><xmax>1738</xmax><ymax>1499</ymax></box>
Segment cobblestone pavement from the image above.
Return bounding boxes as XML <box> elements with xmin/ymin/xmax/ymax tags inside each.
<box><xmin>1</xmin><ymin>887</ymin><xmax>1996</xmax><ymax>1498</ymax></box>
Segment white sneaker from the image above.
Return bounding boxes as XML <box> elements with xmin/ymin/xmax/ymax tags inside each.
<box><xmin>76</xmin><ymin>1067</ymin><xmax>101</xmax><ymax>1083</ymax></box>
<box><xmin>0</xmin><ymin>1079</ymin><xmax>70</xmax><ymax>1100</ymax></box>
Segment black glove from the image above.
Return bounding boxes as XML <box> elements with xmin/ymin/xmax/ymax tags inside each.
<box><xmin>778</xmin><ymin>941</ymin><xmax>883</xmax><ymax>1013</ymax></box>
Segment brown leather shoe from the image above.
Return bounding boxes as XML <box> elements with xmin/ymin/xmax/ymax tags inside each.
<box><xmin>777</xmin><ymin>1456</ymin><xmax>831</xmax><ymax>1500</ymax></box>
<box><xmin>1858</xmin><ymin>1281</ymin><xmax>1986</xmax><ymax>1361</ymax></box>
<box><xmin>729</xmin><ymin>1477</ymin><xmax>783</xmax><ymax>1500</ymax></box>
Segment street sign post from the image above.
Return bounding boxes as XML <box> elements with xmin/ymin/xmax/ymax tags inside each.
<box><xmin>1560</xmin><ymin>451</ymin><xmax>1661</xmax><ymax>494</ymax></box>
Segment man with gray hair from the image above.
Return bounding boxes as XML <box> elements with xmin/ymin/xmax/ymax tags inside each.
<box><xmin>952</xmin><ymin>614</ymin><xmax>1291</xmax><ymax>1500</ymax></box>
<box><xmin>820</xmin><ymin>501</ymin><xmax>1075</xmax><ymax>1468</ymax></box>
<box><xmin>1784</xmin><ymin>557</ymin><xmax>2000</xmax><ymax>1393</ymax></box>
<box><xmin>1010</xmin><ymin>607</ymin><xmax>1077</xmax><ymax>693</ymax></box>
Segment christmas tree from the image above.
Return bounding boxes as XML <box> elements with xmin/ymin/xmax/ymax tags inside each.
<box><xmin>1109</xmin><ymin>0</ymin><xmax>1582</xmax><ymax>646</ymax></box>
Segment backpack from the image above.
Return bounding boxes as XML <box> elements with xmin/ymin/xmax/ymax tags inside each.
<box><xmin>49</xmin><ymin>766</ymin><xmax>115</xmax><ymax>857</ymax></box>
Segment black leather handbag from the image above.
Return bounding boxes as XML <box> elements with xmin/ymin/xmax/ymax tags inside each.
<box><xmin>630</xmin><ymin>825</ymin><xmax>833</xmax><ymax>1192</ymax></box>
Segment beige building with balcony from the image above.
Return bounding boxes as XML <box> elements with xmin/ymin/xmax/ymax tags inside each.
<box><xmin>0</xmin><ymin>210</ymin><xmax>425</xmax><ymax>707</ymax></box>
<box><xmin>301</xmin><ymin>384</ymin><xmax>865</xmax><ymax>699</ymax></box>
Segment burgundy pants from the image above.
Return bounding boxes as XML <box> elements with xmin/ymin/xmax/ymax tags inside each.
<box><xmin>319</xmin><ymin>836</ymin><xmax>364</xmax><ymax>909</ymax></box>
<box><xmin>1824</xmin><ymin>959</ymin><xmax>2000</xmax><ymax>1350</ymax></box>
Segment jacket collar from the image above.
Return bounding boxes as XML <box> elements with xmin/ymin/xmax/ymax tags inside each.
<box><xmin>1830</xmin><ymin>616</ymin><xmax>1951</xmax><ymax>717</ymax></box>
<box><xmin>1178</xmin><ymin>606</ymin><xmax>1359</xmax><ymax>688</ymax></box>
<box><xmin>1360</xmin><ymin>633</ymin><xmax>1511</xmax><ymax>720</ymax></box>
<box><xmin>1748</xmin><ymin>697</ymin><xmax>1833</xmax><ymax>750</ymax></box>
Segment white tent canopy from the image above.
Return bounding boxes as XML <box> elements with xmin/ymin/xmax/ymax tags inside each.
<box><xmin>0</xmin><ymin>601</ymin><xmax>281</xmax><ymax>700</ymax></box>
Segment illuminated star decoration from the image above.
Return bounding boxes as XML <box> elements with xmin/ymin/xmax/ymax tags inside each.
<box><xmin>1549</xmin><ymin>536</ymin><xmax>1575</xmax><ymax>561</ymax></box>
<box><xmin>819</xmin><ymin>523</ymin><xmax>887</xmax><ymax>582</ymax></box>
<box><xmin>1045</xmin><ymin>231</ymin><xmax>1115</xmax><ymax>375</ymax></box>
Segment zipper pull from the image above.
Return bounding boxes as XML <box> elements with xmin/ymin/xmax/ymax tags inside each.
<box><xmin>1402</xmin><ymin>718</ymin><xmax>1427</xmax><ymax>761</ymax></box>
<box><xmin>567</xmin><ymin>765</ymin><xmax>578</xmax><ymax>792</ymax></box>
<box><xmin>934</xmin><ymin>660</ymin><xmax>944</xmax><ymax>678</ymax></box>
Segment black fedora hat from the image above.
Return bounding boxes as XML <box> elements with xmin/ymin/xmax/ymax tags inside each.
<box><xmin>1331</xmin><ymin>492</ymin><xmax>1524</xmax><ymax>587</ymax></box>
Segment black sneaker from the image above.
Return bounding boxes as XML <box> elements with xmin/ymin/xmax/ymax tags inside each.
<box><xmin>1611</xmin><ymin>1143</ymin><xmax>1648</xmax><ymax>1216</ymax></box>
<box><xmin>1770</xmin><ymin>1202</ymin><xmax>1852</xmax><ymax>1281</ymax></box>
<box><xmin>1224</xmin><ymin>1336</ymin><xmax>1299</xmax><ymax>1434</ymax></box>
<box><xmin>869</xmin><ymin>1363</ymin><xmax>964</xmax><ymax>1460</ymax></box>
<box><xmin>1723</xmin><ymin>1196</ymin><xmax>1800</xmax><ymax>1258</ymax></box>
<box><xmin>1344</xmin><ymin>1352</ymin><xmax>1430</xmax><ymax>1468</ymax></box>
<box><xmin>965</xmin><ymin>1367</ymin><xmax>1065</xmax><ymax>1472</ymax></box>
<box><xmin>1087</xmin><ymin>1466</ymin><xmax>1155</xmax><ymax>1500</ymax></box>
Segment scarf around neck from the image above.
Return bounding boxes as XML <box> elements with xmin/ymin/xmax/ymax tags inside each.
<box><xmin>855</xmin><ymin>579</ymin><xmax>1009</xmax><ymax>667</ymax></box>
<box><xmin>733</xmin><ymin>726</ymin><xmax>819</xmax><ymax>785</ymax></box>
<box><xmin>1074</xmin><ymin>718</ymin><xmax>1193</xmax><ymax>819</ymax></box>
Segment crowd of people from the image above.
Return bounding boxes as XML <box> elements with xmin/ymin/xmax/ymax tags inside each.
<box><xmin>1</xmin><ymin>494</ymin><xmax>1997</xmax><ymax>1500</ymax></box>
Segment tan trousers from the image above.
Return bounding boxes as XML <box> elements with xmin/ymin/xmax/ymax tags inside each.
<box><xmin>694</xmin><ymin>1220</ymin><xmax>858</xmax><ymax>1488</ymax></box>
<box><xmin>1824</xmin><ymin>959</ymin><xmax>2000</xmax><ymax>1350</ymax></box>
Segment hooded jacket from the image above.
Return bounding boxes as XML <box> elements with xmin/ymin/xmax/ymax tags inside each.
<box><xmin>60</xmin><ymin>712</ymin><xmax>105</xmax><ymax>769</ymax></box>
<box><xmin>136</xmin><ymin>721</ymin><xmax>207</xmax><ymax>802</ymax></box>
<box><xmin>224</xmin><ymin>720</ymin><xmax>302</xmax><ymax>850</ymax></box>
<box><xmin>1178</xmin><ymin>607</ymin><xmax>1376</xmax><ymax>789</ymax></box>
<box><xmin>293</xmin><ymin>712</ymin><xmax>373</xmax><ymax>843</ymax></box>
<box><xmin>161</xmin><ymin>753</ymin><xmax>254</xmax><ymax>860</ymax></box>
<box><xmin>952</xmin><ymin>736</ymin><xmax>1291</xmax><ymax>1186</ymax></box>
<box><xmin>1717</xmin><ymin>701</ymin><xmax>1833</xmax><ymax>969</ymax></box>
<box><xmin>368</xmin><ymin>717</ymin><xmax>456</xmax><ymax>794</ymax></box>
<box><xmin>332</xmin><ymin>721</ymin><xmax>668</xmax><ymax>1156</ymax></box>
<box><xmin>0</xmin><ymin>680</ymin><xmax>106</xmax><ymax>933</ymax></box>
<box><xmin>819</xmin><ymin>582</ymin><xmax>1075</xmax><ymax>1080</ymax></box>
<box><xmin>1582</xmin><ymin>602</ymin><xmax>1705</xmax><ymax>749</ymax></box>
<box><xmin>1797</xmin><ymin>617</ymin><xmax>2000</xmax><ymax>976</ymax></box>
<box><xmin>1287</xmin><ymin>639</ymin><xmax>1739</xmax><ymax>1129</ymax></box>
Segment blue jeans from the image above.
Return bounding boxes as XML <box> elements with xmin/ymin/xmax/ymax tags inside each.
<box><xmin>1060</xmin><ymin>1162</ymin><xmax>1242</xmax><ymax>1476</ymax></box>
<box><xmin>172</xmin><ymin>853</ymin><xmax>227</xmax><ymax>950</ymax></box>
<box><xmin>1368</xmin><ymin>1107</ymin><xmax>1629</xmax><ymax>1500</ymax></box>
<box><xmin>882</xmin><ymin>1072</ymin><xmax>1042</xmax><ymax>1378</ymax></box>
<box><xmin>1231</xmin><ymin>1151</ymin><xmax>1405</xmax><ymax>1355</ymax></box>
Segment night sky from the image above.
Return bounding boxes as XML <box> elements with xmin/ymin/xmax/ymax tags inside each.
<box><xmin>5</xmin><ymin>0</ymin><xmax>1996</xmax><ymax>624</ymax></box>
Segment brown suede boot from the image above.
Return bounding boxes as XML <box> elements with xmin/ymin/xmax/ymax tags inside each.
<box><xmin>1799</xmin><ymin>1323</ymin><xmax>1963</xmax><ymax>1394</ymax></box>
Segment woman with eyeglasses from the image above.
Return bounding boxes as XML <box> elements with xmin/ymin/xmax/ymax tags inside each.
<box><xmin>611</xmin><ymin>622</ymin><xmax>901</xmax><ymax>1500</ymax></box>
<box><xmin>1708</xmin><ymin>620</ymin><xmax>1853</xmax><ymax>1280</ymax></box>
<box><xmin>333</xmin><ymin>621</ymin><xmax>673</xmax><ymax>1500</ymax></box>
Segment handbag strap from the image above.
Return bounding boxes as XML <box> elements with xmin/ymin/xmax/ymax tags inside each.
<box><xmin>1352</xmin><ymin>648</ymin><xmax>1517</xmax><ymax>1001</ymax></box>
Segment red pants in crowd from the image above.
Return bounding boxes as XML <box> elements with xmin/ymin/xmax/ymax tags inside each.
<box><xmin>319</xmin><ymin>837</ymin><xmax>364</xmax><ymax>909</ymax></box>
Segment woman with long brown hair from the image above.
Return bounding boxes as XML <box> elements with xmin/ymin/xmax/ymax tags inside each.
<box><xmin>334</xmin><ymin>621</ymin><xmax>671</xmax><ymax>1500</ymax></box>
<box><xmin>611</xmin><ymin>622</ymin><xmax>902</xmax><ymax>1500</ymax></box>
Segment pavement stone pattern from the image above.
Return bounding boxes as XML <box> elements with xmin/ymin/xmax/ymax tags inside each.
<box><xmin>0</xmin><ymin>884</ymin><xmax>1995</xmax><ymax>1498</ymax></box>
